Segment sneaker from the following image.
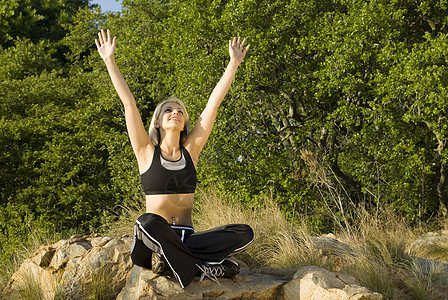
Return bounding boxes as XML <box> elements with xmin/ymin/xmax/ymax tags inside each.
<box><xmin>151</xmin><ymin>252</ymin><xmax>169</xmax><ymax>275</ymax></box>
<box><xmin>196</xmin><ymin>259</ymin><xmax>240</xmax><ymax>284</ymax></box>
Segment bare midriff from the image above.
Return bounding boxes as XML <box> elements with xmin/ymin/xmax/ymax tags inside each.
<box><xmin>145</xmin><ymin>193</ymin><xmax>194</xmax><ymax>227</ymax></box>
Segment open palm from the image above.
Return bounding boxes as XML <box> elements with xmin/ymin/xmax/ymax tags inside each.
<box><xmin>95</xmin><ymin>29</ymin><xmax>117</xmax><ymax>60</ymax></box>
<box><xmin>229</xmin><ymin>36</ymin><xmax>250</xmax><ymax>63</ymax></box>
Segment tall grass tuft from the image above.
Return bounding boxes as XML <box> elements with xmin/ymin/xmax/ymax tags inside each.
<box><xmin>193</xmin><ymin>187</ymin><xmax>325</xmax><ymax>274</ymax></box>
<box><xmin>409</xmin><ymin>234</ymin><xmax>448</xmax><ymax>262</ymax></box>
<box><xmin>401</xmin><ymin>258</ymin><xmax>448</xmax><ymax>300</ymax></box>
<box><xmin>300</xmin><ymin>148</ymin><xmax>448</xmax><ymax>299</ymax></box>
<box><xmin>0</xmin><ymin>225</ymin><xmax>74</xmax><ymax>295</ymax></box>
<box><xmin>15</xmin><ymin>271</ymin><xmax>46</xmax><ymax>300</ymax></box>
<box><xmin>82</xmin><ymin>265</ymin><xmax>117</xmax><ymax>300</ymax></box>
<box><xmin>337</xmin><ymin>208</ymin><xmax>415</xmax><ymax>299</ymax></box>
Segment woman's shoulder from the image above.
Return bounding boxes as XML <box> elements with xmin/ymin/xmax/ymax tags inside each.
<box><xmin>137</xmin><ymin>143</ymin><xmax>157</xmax><ymax>174</ymax></box>
<box><xmin>182</xmin><ymin>142</ymin><xmax>199</xmax><ymax>167</ymax></box>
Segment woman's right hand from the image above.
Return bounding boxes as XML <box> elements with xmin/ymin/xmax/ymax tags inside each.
<box><xmin>95</xmin><ymin>29</ymin><xmax>116</xmax><ymax>61</ymax></box>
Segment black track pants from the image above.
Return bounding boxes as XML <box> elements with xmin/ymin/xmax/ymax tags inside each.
<box><xmin>130</xmin><ymin>213</ymin><xmax>254</xmax><ymax>288</ymax></box>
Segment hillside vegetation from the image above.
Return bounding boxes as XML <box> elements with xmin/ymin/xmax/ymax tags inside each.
<box><xmin>2</xmin><ymin>0</ymin><xmax>448</xmax><ymax>297</ymax></box>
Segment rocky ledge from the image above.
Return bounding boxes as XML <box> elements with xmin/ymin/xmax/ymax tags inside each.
<box><xmin>2</xmin><ymin>234</ymin><xmax>382</xmax><ymax>299</ymax></box>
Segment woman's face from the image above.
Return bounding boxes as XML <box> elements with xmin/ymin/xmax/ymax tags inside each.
<box><xmin>157</xmin><ymin>102</ymin><xmax>186</xmax><ymax>131</ymax></box>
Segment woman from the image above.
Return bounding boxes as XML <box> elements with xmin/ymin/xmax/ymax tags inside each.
<box><xmin>95</xmin><ymin>29</ymin><xmax>254</xmax><ymax>288</ymax></box>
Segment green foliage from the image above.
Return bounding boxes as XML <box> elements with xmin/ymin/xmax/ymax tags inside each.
<box><xmin>0</xmin><ymin>1</ymin><xmax>142</xmax><ymax>266</ymax></box>
<box><xmin>0</xmin><ymin>0</ymin><xmax>90</xmax><ymax>48</ymax></box>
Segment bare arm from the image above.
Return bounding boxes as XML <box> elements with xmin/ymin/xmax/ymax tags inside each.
<box><xmin>96</xmin><ymin>29</ymin><xmax>153</xmax><ymax>171</ymax></box>
<box><xmin>185</xmin><ymin>37</ymin><xmax>250</xmax><ymax>160</ymax></box>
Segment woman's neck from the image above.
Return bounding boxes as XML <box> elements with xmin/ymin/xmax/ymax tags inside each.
<box><xmin>159</xmin><ymin>131</ymin><xmax>181</xmax><ymax>157</ymax></box>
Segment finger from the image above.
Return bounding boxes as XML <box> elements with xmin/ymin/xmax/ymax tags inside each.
<box><xmin>243</xmin><ymin>44</ymin><xmax>250</xmax><ymax>56</ymax></box>
<box><xmin>99</xmin><ymin>30</ymin><xmax>104</xmax><ymax>44</ymax></box>
<box><xmin>232</xmin><ymin>36</ymin><xmax>237</xmax><ymax>47</ymax></box>
<box><xmin>98</xmin><ymin>31</ymin><xmax>104</xmax><ymax>45</ymax></box>
<box><xmin>240</xmin><ymin>38</ymin><xmax>246</xmax><ymax>49</ymax></box>
<box><xmin>237</xmin><ymin>36</ymin><xmax>241</xmax><ymax>47</ymax></box>
<box><xmin>112</xmin><ymin>35</ymin><xmax>117</xmax><ymax>46</ymax></box>
<box><xmin>107</xmin><ymin>29</ymin><xmax>111</xmax><ymax>43</ymax></box>
<box><xmin>95</xmin><ymin>39</ymin><xmax>100</xmax><ymax>49</ymax></box>
<box><xmin>101</xmin><ymin>29</ymin><xmax>107</xmax><ymax>43</ymax></box>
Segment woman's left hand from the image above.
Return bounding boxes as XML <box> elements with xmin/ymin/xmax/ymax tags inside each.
<box><xmin>95</xmin><ymin>29</ymin><xmax>117</xmax><ymax>61</ymax></box>
<box><xmin>229</xmin><ymin>37</ymin><xmax>250</xmax><ymax>64</ymax></box>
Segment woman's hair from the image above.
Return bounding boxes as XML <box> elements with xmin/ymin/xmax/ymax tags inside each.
<box><xmin>148</xmin><ymin>97</ymin><xmax>191</xmax><ymax>146</ymax></box>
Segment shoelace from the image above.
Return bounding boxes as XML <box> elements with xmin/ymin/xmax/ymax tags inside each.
<box><xmin>196</xmin><ymin>263</ymin><xmax>226</xmax><ymax>284</ymax></box>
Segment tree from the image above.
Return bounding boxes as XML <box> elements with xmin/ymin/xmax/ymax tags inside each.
<box><xmin>96</xmin><ymin>0</ymin><xmax>448</xmax><ymax>222</ymax></box>
<box><xmin>0</xmin><ymin>2</ymin><xmax>140</xmax><ymax>263</ymax></box>
<box><xmin>0</xmin><ymin>0</ymin><xmax>90</xmax><ymax>42</ymax></box>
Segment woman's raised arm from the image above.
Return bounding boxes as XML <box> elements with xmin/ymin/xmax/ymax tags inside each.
<box><xmin>185</xmin><ymin>37</ymin><xmax>250</xmax><ymax>160</ymax></box>
<box><xmin>96</xmin><ymin>29</ymin><xmax>153</xmax><ymax>171</ymax></box>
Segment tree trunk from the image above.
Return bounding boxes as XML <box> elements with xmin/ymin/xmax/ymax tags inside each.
<box><xmin>437</xmin><ymin>162</ymin><xmax>448</xmax><ymax>217</ymax></box>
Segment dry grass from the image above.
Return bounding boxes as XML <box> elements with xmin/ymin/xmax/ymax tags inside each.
<box><xmin>2</xmin><ymin>260</ymin><xmax>59</xmax><ymax>300</ymax></box>
<box><xmin>82</xmin><ymin>265</ymin><xmax>117</xmax><ymax>300</ymax></box>
<box><xmin>336</xmin><ymin>208</ymin><xmax>415</xmax><ymax>299</ymax></box>
<box><xmin>299</xmin><ymin>148</ymin><xmax>448</xmax><ymax>299</ymax></box>
<box><xmin>95</xmin><ymin>182</ymin><xmax>448</xmax><ymax>299</ymax></box>
<box><xmin>409</xmin><ymin>234</ymin><xmax>448</xmax><ymax>262</ymax></box>
<box><xmin>14</xmin><ymin>272</ymin><xmax>46</xmax><ymax>300</ymax></box>
<box><xmin>99</xmin><ymin>203</ymin><xmax>144</xmax><ymax>237</ymax></box>
<box><xmin>193</xmin><ymin>187</ymin><xmax>325</xmax><ymax>274</ymax></box>
<box><xmin>401</xmin><ymin>258</ymin><xmax>448</xmax><ymax>300</ymax></box>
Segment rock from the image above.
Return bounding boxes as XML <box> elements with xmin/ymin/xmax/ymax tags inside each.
<box><xmin>407</xmin><ymin>231</ymin><xmax>448</xmax><ymax>263</ymax></box>
<box><xmin>282</xmin><ymin>266</ymin><xmax>383</xmax><ymax>300</ymax></box>
<box><xmin>407</xmin><ymin>231</ymin><xmax>448</xmax><ymax>252</ymax></box>
<box><xmin>117</xmin><ymin>265</ymin><xmax>286</xmax><ymax>300</ymax></box>
<box><xmin>3</xmin><ymin>235</ymin><xmax>387</xmax><ymax>300</ymax></box>
<box><xmin>311</xmin><ymin>235</ymin><xmax>355</xmax><ymax>256</ymax></box>
<box><xmin>31</xmin><ymin>245</ymin><xmax>55</xmax><ymax>267</ymax></box>
<box><xmin>309</xmin><ymin>235</ymin><xmax>355</xmax><ymax>271</ymax></box>
<box><xmin>409</xmin><ymin>256</ymin><xmax>448</xmax><ymax>274</ymax></box>
<box><xmin>2</xmin><ymin>234</ymin><xmax>133</xmax><ymax>299</ymax></box>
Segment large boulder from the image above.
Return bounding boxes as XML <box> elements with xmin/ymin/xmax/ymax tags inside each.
<box><xmin>282</xmin><ymin>266</ymin><xmax>383</xmax><ymax>300</ymax></box>
<box><xmin>2</xmin><ymin>234</ymin><xmax>133</xmax><ymax>299</ymax></box>
<box><xmin>117</xmin><ymin>265</ymin><xmax>286</xmax><ymax>299</ymax></box>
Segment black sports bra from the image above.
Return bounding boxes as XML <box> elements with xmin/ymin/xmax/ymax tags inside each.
<box><xmin>140</xmin><ymin>146</ymin><xmax>197</xmax><ymax>195</ymax></box>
